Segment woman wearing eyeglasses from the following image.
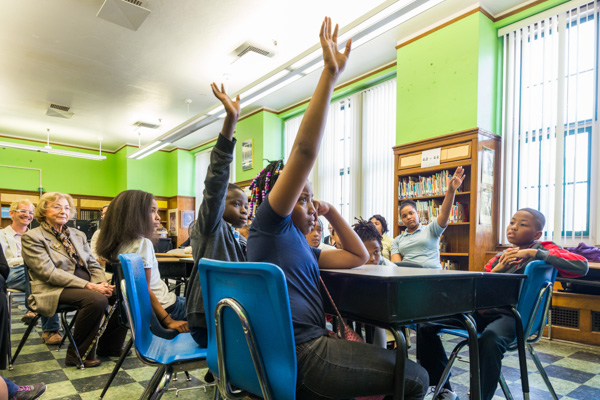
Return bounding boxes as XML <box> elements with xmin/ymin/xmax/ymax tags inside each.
<box><xmin>21</xmin><ymin>192</ymin><xmax>127</xmax><ymax>368</ymax></box>
<box><xmin>0</xmin><ymin>199</ymin><xmax>64</xmax><ymax>345</ymax></box>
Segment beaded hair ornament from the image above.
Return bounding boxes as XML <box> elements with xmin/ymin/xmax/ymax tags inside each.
<box><xmin>248</xmin><ymin>160</ymin><xmax>282</xmax><ymax>220</ymax></box>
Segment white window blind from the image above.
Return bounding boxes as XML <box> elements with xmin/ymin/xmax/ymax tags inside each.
<box><xmin>500</xmin><ymin>1</ymin><xmax>599</xmax><ymax>245</ymax></box>
<box><xmin>284</xmin><ymin>78</ymin><xmax>396</xmax><ymax>226</ymax></box>
<box><xmin>194</xmin><ymin>149</ymin><xmax>211</xmax><ymax>215</ymax></box>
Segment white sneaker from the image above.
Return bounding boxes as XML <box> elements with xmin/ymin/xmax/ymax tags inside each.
<box><xmin>435</xmin><ymin>388</ymin><xmax>459</xmax><ymax>400</ymax></box>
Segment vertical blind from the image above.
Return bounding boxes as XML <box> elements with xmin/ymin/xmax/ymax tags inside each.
<box><xmin>500</xmin><ymin>1</ymin><xmax>599</xmax><ymax>244</ymax></box>
<box><xmin>283</xmin><ymin>78</ymin><xmax>396</xmax><ymax>226</ymax></box>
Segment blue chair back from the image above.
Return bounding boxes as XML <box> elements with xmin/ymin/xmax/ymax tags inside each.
<box><xmin>516</xmin><ymin>260</ymin><xmax>558</xmax><ymax>342</ymax></box>
<box><xmin>118</xmin><ymin>253</ymin><xmax>154</xmax><ymax>356</ymax></box>
<box><xmin>198</xmin><ymin>258</ymin><xmax>296</xmax><ymax>400</ymax></box>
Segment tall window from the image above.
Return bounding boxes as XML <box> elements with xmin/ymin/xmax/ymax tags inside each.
<box><xmin>500</xmin><ymin>1</ymin><xmax>599</xmax><ymax>244</ymax></box>
<box><xmin>283</xmin><ymin>78</ymin><xmax>397</xmax><ymax>225</ymax></box>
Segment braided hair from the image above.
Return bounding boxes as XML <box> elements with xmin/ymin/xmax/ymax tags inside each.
<box><xmin>248</xmin><ymin>159</ymin><xmax>283</xmax><ymax>220</ymax></box>
<box><xmin>352</xmin><ymin>217</ymin><xmax>382</xmax><ymax>246</ymax></box>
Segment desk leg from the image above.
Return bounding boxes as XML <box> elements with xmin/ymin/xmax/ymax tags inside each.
<box><xmin>459</xmin><ymin>314</ymin><xmax>480</xmax><ymax>400</ymax></box>
<box><xmin>389</xmin><ymin>327</ymin><xmax>406</xmax><ymax>400</ymax></box>
<box><xmin>511</xmin><ymin>307</ymin><xmax>529</xmax><ymax>400</ymax></box>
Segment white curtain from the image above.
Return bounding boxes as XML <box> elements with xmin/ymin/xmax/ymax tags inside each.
<box><xmin>283</xmin><ymin>114</ymin><xmax>303</xmax><ymax>162</ymax></box>
<box><xmin>500</xmin><ymin>1</ymin><xmax>599</xmax><ymax>244</ymax></box>
<box><xmin>194</xmin><ymin>149</ymin><xmax>212</xmax><ymax>213</ymax></box>
<box><xmin>316</xmin><ymin>104</ymin><xmax>341</xmax><ymax>207</ymax></box>
<box><xmin>360</xmin><ymin>78</ymin><xmax>396</xmax><ymax>226</ymax></box>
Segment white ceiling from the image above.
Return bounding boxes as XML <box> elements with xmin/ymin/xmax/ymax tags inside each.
<box><xmin>0</xmin><ymin>0</ymin><xmax>535</xmax><ymax>153</ymax></box>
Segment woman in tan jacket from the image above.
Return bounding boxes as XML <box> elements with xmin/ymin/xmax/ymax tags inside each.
<box><xmin>22</xmin><ymin>192</ymin><xmax>126</xmax><ymax>368</ymax></box>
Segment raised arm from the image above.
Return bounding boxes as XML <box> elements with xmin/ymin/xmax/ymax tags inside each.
<box><xmin>268</xmin><ymin>17</ymin><xmax>352</xmax><ymax>217</ymax></box>
<box><xmin>314</xmin><ymin>201</ymin><xmax>368</xmax><ymax>269</ymax></box>
<box><xmin>196</xmin><ymin>84</ymin><xmax>241</xmax><ymax>234</ymax></box>
<box><xmin>437</xmin><ymin>167</ymin><xmax>465</xmax><ymax>228</ymax></box>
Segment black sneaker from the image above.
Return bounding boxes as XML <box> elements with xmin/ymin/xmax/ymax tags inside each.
<box><xmin>13</xmin><ymin>383</ymin><xmax>46</xmax><ymax>400</ymax></box>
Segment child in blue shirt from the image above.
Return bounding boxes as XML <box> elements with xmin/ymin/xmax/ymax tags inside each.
<box><xmin>247</xmin><ymin>17</ymin><xmax>428</xmax><ymax>400</ymax></box>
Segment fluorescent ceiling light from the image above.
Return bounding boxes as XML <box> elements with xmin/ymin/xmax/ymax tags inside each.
<box><xmin>0</xmin><ymin>140</ymin><xmax>106</xmax><ymax>160</ymax></box>
<box><xmin>127</xmin><ymin>140</ymin><xmax>166</xmax><ymax>159</ymax></box>
<box><xmin>239</xmin><ymin>69</ymin><xmax>291</xmax><ymax>99</ymax></box>
<box><xmin>239</xmin><ymin>75</ymin><xmax>303</xmax><ymax>109</ymax></box>
<box><xmin>207</xmin><ymin>104</ymin><xmax>225</xmax><ymax>116</ymax></box>
<box><xmin>133</xmin><ymin>141</ymin><xmax>171</xmax><ymax>160</ymax></box>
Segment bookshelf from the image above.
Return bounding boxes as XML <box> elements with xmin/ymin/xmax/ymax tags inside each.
<box><xmin>393</xmin><ymin>128</ymin><xmax>501</xmax><ymax>271</ymax></box>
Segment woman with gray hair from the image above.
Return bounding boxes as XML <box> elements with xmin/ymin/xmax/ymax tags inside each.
<box><xmin>21</xmin><ymin>192</ymin><xmax>126</xmax><ymax>368</ymax></box>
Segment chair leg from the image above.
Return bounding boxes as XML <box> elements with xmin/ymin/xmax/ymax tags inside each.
<box><xmin>432</xmin><ymin>339</ymin><xmax>468</xmax><ymax>400</ymax></box>
<box><xmin>499</xmin><ymin>373</ymin><xmax>514</xmax><ymax>400</ymax></box>
<box><xmin>98</xmin><ymin>337</ymin><xmax>133</xmax><ymax>399</ymax></box>
<box><xmin>60</xmin><ymin>311</ymin><xmax>84</xmax><ymax>369</ymax></box>
<box><xmin>58</xmin><ymin>310</ymin><xmax>79</xmax><ymax>350</ymax></box>
<box><xmin>10</xmin><ymin>314</ymin><xmax>42</xmax><ymax>367</ymax></box>
<box><xmin>528</xmin><ymin>344</ymin><xmax>559</xmax><ymax>400</ymax></box>
<box><xmin>141</xmin><ymin>365</ymin><xmax>170</xmax><ymax>400</ymax></box>
<box><xmin>6</xmin><ymin>292</ymin><xmax>12</xmax><ymax>370</ymax></box>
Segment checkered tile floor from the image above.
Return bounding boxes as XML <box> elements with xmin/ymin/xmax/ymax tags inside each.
<box><xmin>2</xmin><ymin>293</ymin><xmax>600</xmax><ymax>399</ymax></box>
<box><xmin>2</xmin><ymin>294</ymin><xmax>216</xmax><ymax>400</ymax></box>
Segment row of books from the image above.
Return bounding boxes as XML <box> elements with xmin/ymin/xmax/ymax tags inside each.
<box><xmin>398</xmin><ymin>201</ymin><xmax>467</xmax><ymax>225</ymax></box>
<box><xmin>78</xmin><ymin>209</ymin><xmax>101</xmax><ymax>220</ymax></box>
<box><xmin>441</xmin><ymin>260</ymin><xmax>461</xmax><ymax>270</ymax></box>
<box><xmin>398</xmin><ymin>170</ymin><xmax>462</xmax><ymax>199</ymax></box>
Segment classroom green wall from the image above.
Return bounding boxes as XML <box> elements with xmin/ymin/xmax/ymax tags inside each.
<box><xmin>235</xmin><ymin>111</ymin><xmax>283</xmax><ymax>182</ymax></box>
<box><xmin>396</xmin><ymin>13</ymin><xmax>480</xmax><ymax>145</ymax></box>
<box><xmin>0</xmin><ymin>137</ymin><xmax>118</xmax><ymax>196</ymax></box>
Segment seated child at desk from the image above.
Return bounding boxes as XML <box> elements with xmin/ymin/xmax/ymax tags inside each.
<box><xmin>97</xmin><ymin>190</ymin><xmax>189</xmax><ymax>333</ymax></box>
<box><xmin>353</xmin><ymin>217</ymin><xmax>396</xmax><ymax>267</ymax></box>
<box><xmin>391</xmin><ymin>167</ymin><xmax>465</xmax><ymax>269</ymax></box>
<box><xmin>247</xmin><ymin>17</ymin><xmax>428</xmax><ymax>400</ymax></box>
<box><xmin>305</xmin><ymin>217</ymin><xmax>335</xmax><ymax>250</ymax></box>
<box><xmin>185</xmin><ymin>82</ymin><xmax>247</xmax><ymax>348</ymax></box>
<box><xmin>418</xmin><ymin>208</ymin><xmax>588</xmax><ymax>400</ymax></box>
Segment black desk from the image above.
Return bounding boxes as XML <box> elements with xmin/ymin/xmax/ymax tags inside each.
<box><xmin>157</xmin><ymin>256</ymin><xmax>194</xmax><ymax>295</ymax></box>
<box><xmin>320</xmin><ymin>265</ymin><xmax>526</xmax><ymax>400</ymax></box>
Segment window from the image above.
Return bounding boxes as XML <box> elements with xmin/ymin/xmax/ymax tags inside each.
<box><xmin>284</xmin><ymin>78</ymin><xmax>396</xmax><ymax>225</ymax></box>
<box><xmin>500</xmin><ymin>1</ymin><xmax>599</xmax><ymax>244</ymax></box>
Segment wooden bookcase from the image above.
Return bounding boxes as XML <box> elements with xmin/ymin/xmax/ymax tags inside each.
<box><xmin>392</xmin><ymin>128</ymin><xmax>501</xmax><ymax>271</ymax></box>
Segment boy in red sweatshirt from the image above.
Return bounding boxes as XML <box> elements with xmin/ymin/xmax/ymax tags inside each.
<box><xmin>419</xmin><ymin>208</ymin><xmax>588</xmax><ymax>400</ymax></box>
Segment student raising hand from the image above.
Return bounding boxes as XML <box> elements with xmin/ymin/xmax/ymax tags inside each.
<box><xmin>320</xmin><ymin>16</ymin><xmax>352</xmax><ymax>78</ymax></box>
<box><xmin>210</xmin><ymin>82</ymin><xmax>240</xmax><ymax>140</ymax></box>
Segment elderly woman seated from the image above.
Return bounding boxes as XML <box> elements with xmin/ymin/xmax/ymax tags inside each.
<box><xmin>21</xmin><ymin>192</ymin><xmax>127</xmax><ymax>368</ymax></box>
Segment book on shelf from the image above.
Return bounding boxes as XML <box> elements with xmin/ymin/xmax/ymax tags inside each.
<box><xmin>398</xmin><ymin>169</ymin><xmax>463</xmax><ymax>199</ymax></box>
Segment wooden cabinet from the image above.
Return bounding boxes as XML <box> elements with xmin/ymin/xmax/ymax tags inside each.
<box><xmin>393</xmin><ymin>128</ymin><xmax>501</xmax><ymax>271</ymax></box>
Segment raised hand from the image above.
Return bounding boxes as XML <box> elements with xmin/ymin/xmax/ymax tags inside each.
<box><xmin>320</xmin><ymin>17</ymin><xmax>352</xmax><ymax>78</ymax></box>
<box><xmin>449</xmin><ymin>166</ymin><xmax>466</xmax><ymax>192</ymax></box>
<box><xmin>211</xmin><ymin>82</ymin><xmax>240</xmax><ymax>119</ymax></box>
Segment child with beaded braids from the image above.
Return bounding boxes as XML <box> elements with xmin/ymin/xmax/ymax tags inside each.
<box><xmin>185</xmin><ymin>82</ymin><xmax>248</xmax><ymax>348</ymax></box>
<box><xmin>246</xmin><ymin>17</ymin><xmax>428</xmax><ymax>400</ymax></box>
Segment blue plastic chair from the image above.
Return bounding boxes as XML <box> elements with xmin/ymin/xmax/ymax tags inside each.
<box><xmin>432</xmin><ymin>260</ymin><xmax>559</xmax><ymax>400</ymax></box>
<box><xmin>197</xmin><ymin>258</ymin><xmax>296</xmax><ymax>400</ymax></box>
<box><xmin>119</xmin><ymin>253</ymin><xmax>212</xmax><ymax>399</ymax></box>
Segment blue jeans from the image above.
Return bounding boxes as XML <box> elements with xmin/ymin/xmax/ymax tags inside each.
<box><xmin>165</xmin><ymin>296</ymin><xmax>187</xmax><ymax>321</ymax></box>
<box><xmin>295</xmin><ymin>335</ymin><xmax>428</xmax><ymax>400</ymax></box>
<box><xmin>3</xmin><ymin>376</ymin><xmax>19</xmax><ymax>398</ymax></box>
<box><xmin>418</xmin><ymin>312</ymin><xmax>516</xmax><ymax>400</ymax></box>
<box><xmin>7</xmin><ymin>266</ymin><xmax>61</xmax><ymax>332</ymax></box>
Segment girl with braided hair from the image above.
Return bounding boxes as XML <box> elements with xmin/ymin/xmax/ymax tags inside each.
<box><xmin>246</xmin><ymin>17</ymin><xmax>427</xmax><ymax>400</ymax></box>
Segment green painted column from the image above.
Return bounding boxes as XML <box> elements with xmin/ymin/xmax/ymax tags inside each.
<box><xmin>396</xmin><ymin>12</ymin><xmax>500</xmax><ymax>145</ymax></box>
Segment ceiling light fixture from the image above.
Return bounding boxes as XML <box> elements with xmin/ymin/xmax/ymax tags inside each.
<box><xmin>0</xmin><ymin>139</ymin><xmax>107</xmax><ymax>161</ymax></box>
<box><xmin>129</xmin><ymin>0</ymin><xmax>444</xmax><ymax>160</ymax></box>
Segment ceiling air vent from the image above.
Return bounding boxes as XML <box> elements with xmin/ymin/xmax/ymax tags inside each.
<box><xmin>134</xmin><ymin>121</ymin><xmax>160</xmax><ymax>129</ymax></box>
<box><xmin>97</xmin><ymin>0</ymin><xmax>151</xmax><ymax>31</ymax></box>
<box><xmin>233</xmin><ymin>42</ymin><xmax>276</xmax><ymax>59</ymax></box>
<box><xmin>46</xmin><ymin>104</ymin><xmax>74</xmax><ymax>119</ymax></box>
